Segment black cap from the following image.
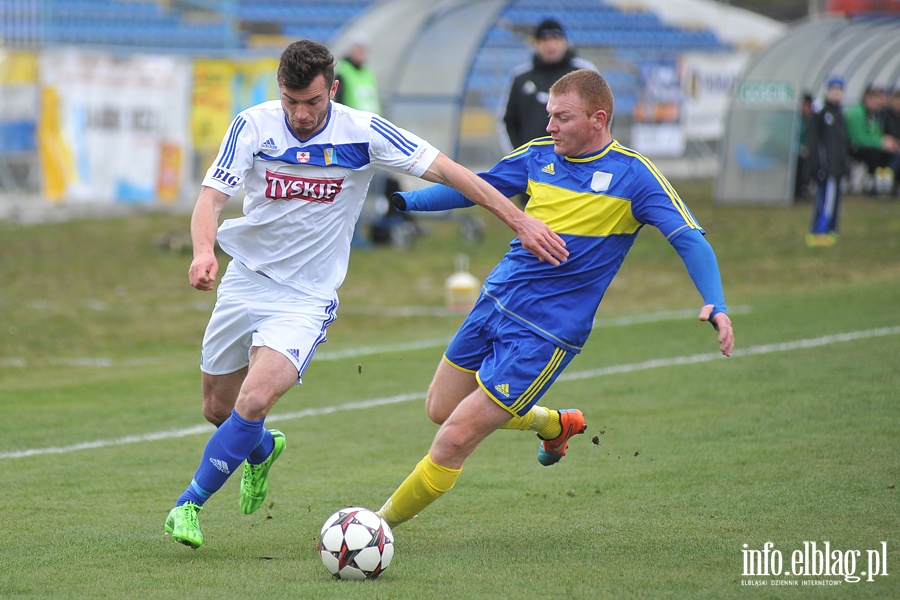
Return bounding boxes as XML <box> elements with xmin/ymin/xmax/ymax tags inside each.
<box><xmin>535</xmin><ymin>18</ymin><xmax>566</xmax><ymax>40</ymax></box>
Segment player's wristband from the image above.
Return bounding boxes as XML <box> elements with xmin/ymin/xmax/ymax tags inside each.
<box><xmin>390</xmin><ymin>192</ymin><xmax>407</xmax><ymax>212</ymax></box>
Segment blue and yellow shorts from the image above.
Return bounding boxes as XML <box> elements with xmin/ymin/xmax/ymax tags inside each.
<box><xmin>443</xmin><ymin>296</ymin><xmax>576</xmax><ymax>417</ymax></box>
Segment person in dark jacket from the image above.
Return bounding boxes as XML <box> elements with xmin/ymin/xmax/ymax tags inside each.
<box><xmin>794</xmin><ymin>93</ymin><xmax>814</xmax><ymax>199</ymax></box>
<box><xmin>884</xmin><ymin>88</ymin><xmax>900</xmax><ymax>194</ymax></box>
<box><xmin>499</xmin><ymin>18</ymin><xmax>597</xmax><ymax>153</ymax></box>
<box><xmin>806</xmin><ymin>76</ymin><xmax>849</xmax><ymax>247</ymax></box>
<box><xmin>885</xmin><ymin>87</ymin><xmax>900</xmax><ymax>140</ymax></box>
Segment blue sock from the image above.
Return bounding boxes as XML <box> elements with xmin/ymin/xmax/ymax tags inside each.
<box><xmin>176</xmin><ymin>409</ymin><xmax>266</xmax><ymax>507</ymax></box>
<box><xmin>247</xmin><ymin>429</ymin><xmax>275</xmax><ymax>465</ymax></box>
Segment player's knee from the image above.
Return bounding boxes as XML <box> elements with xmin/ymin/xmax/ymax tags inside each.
<box><xmin>202</xmin><ymin>401</ymin><xmax>230</xmax><ymax>426</ymax></box>
<box><xmin>433</xmin><ymin>426</ymin><xmax>475</xmax><ymax>462</ymax></box>
<box><xmin>424</xmin><ymin>391</ymin><xmax>452</xmax><ymax>425</ymax></box>
<box><xmin>201</xmin><ymin>375</ymin><xmax>239</xmax><ymax>425</ymax></box>
<box><xmin>233</xmin><ymin>387</ymin><xmax>278</xmax><ymax>422</ymax></box>
<box><xmin>424</xmin><ymin>402</ymin><xmax>447</xmax><ymax>425</ymax></box>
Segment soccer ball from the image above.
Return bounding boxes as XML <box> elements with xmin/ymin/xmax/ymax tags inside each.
<box><xmin>317</xmin><ymin>507</ymin><xmax>394</xmax><ymax>580</ymax></box>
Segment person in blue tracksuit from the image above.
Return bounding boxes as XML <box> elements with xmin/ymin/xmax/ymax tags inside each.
<box><xmin>806</xmin><ymin>75</ymin><xmax>849</xmax><ymax>247</ymax></box>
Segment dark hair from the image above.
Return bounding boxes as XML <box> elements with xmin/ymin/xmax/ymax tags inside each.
<box><xmin>550</xmin><ymin>69</ymin><xmax>614</xmax><ymax>124</ymax></box>
<box><xmin>535</xmin><ymin>18</ymin><xmax>566</xmax><ymax>40</ymax></box>
<box><xmin>277</xmin><ymin>39</ymin><xmax>335</xmax><ymax>91</ymax></box>
<box><xmin>864</xmin><ymin>83</ymin><xmax>886</xmax><ymax>96</ymax></box>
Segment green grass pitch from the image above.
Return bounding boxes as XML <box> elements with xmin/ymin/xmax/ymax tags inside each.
<box><xmin>1</xmin><ymin>181</ymin><xmax>898</xmax><ymax>598</ymax></box>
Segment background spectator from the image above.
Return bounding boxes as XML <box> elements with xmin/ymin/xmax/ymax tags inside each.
<box><xmin>499</xmin><ymin>18</ymin><xmax>598</xmax><ymax>153</ymax></box>
<box><xmin>335</xmin><ymin>34</ymin><xmax>413</xmax><ymax>245</ymax></box>
<box><xmin>795</xmin><ymin>92</ymin><xmax>814</xmax><ymax>199</ymax></box>
<box><xmin>334</xmin><ymin>33</ymin><xmax>381</xmax><ymax>113</ymax></box>
<box><xmin>883</xmin><ymin>87</ymin><xmax>900</xmax><ymax>144</ymax></box>
<box><xmin>844</xmin><ymin>84</ymin><xmax>900</xmax><ymax>195</ymax></box>
<box><xmin>806</xmin><ymin>76</ymin><xmax>848</xmax><ymax>247</ymax></box>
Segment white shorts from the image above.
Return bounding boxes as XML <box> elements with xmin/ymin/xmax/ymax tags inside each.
<box><xmin>200</xmin><ymin>261</ymin><xmax>338</xmax><ymax>384</ymax></box>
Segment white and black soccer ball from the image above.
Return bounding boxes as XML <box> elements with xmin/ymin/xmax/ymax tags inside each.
<box><xmin>317</xmin><ymin>506</ymin><xmax>394</xmax><ymax>580</ymax></box>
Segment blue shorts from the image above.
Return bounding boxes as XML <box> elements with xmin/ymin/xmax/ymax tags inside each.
<box><xmin>444</xmin><ymin>295</ymin><xmax>576</xmax><ymax>417</ymax></box>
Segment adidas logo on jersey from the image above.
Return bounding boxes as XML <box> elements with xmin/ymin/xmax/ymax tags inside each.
<box><xmin>209</xmin><ymin>458</ymin><xmax>230</xmax><ymax>475</ymax></box>
<box><xmin>541</xmin><ymin>163</ymin><xmax>555</xmax><ymax>175</ymax></box>
<box><xmin>260</xmin><ymin>137</ymin><xmax>278</xmax><ymax>151</ymax></box>
<box><xmin>494</xmin><ymin>383</ymin><xmax>510</xmax><ymax>398</ymax></box>
<box><xmin>288</xmin><ymin>349</ymin><xmax>300</xmax><ymax>361</ymax></box>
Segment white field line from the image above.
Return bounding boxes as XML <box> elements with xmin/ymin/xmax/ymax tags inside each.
<box><xmin>2</xmin><ymin>324</ymin><xmax>897</xmax><ymax>461</ymax></box>
<box><xmin>0</xmin><ymin>306</ymin><xmax>753</xmax><ymax>368</ymax></box>
<box><xmin>0</xmin><ymin>393</ymin><xmax>422</xmax><ymax>460</ymax></box>
<box><xmin>559</xmin><ymin>326</ymin><xmax>900</xmax><ymax>381</ymax></box>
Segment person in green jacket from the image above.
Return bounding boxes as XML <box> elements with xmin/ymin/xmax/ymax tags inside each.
<box><xmin>334</xmin><ymin>34</ymin><xmax>381</xmax><ymax>113</ymax></box>
<box><xmin>334</xmin><ymin>34</ymin><xmax>415</xmax><ymax>244</ymax></box>
<box><xmin>844</xmin><ymin>84</ymin><xmax>900</xmax><ymax>195</ymax></box>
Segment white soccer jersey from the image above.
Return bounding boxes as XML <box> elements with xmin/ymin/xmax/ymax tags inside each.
<box><xmin>201</xmin><ymin>100</ymin><xmax>439</xmax><ymax>299</ymax></box>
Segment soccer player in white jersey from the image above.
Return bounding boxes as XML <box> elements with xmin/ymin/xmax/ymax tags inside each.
<box><xmin>164</xmin><ymin>39</ymin><xmax>568</xmax><ymax>549</ymax></box>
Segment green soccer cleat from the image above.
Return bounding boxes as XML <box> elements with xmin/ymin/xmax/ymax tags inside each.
<box><xmin>240</xmin><ymin>429</ymin><xmax>286</xmax><ymax>514</ymax></box>
<box><xmin>164</xmin><ymin>502</ymin><xmax>203</xmax><ymax>549</ymax></box>
<box><xmin>537</xmin><ymin>409</ymin><xmax>586</xmax><ymax>466</ymax></box>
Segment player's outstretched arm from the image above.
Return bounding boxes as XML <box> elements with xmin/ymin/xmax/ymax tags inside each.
<box><xmin>669</xmin><ymin>229</ymin><xmax>734</xmax><ymax>357</ymax></box>
<box><xmin>421</xmin><ymin>153</ymin><xmax>568</xmax><ymax>265</ymax></box>
<box><xmin>189</xmin><ymin>186</ymin><xmax>230</xmax><ymax>291</ymax></box>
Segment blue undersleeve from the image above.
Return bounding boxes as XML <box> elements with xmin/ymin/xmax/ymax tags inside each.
<box><xmin>397</xmin><ymin>185</ymin><xmax>475</xmax><ymax>212</ymax></box>
<box><xmin>669</xmin><ymin>229</ymin><xmax>727</xmax><ymax>320</ymax></box>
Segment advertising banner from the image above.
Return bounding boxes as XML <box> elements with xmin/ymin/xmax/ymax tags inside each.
<box><xmin>191</xmin><ymin>57</ymin><xmax>279</xmax><ymax>168</ymax></box>
<box><xmin>0</xmin><ymin>50</ymin><xmax>39</xmax><ymax>155</ymax></box>
<box><xmin>680</xmin><ymin>52</ymin><xmax>750</xmax><ymax>140</ymax></box>
<box><xmin>631</xmin><ymin>61</ymin><xmax>685</xmax><ymax>156</ymax></box>
<box><xmin>38</xmin><ymin>49</ymin><xmax>191</xmax><ymax>203</ymax></box>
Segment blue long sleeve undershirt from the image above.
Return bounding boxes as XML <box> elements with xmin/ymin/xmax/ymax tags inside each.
<box><xmin>393</xmin><ymin>186</ymin><xmax>471</xmax><ymax>212</ymax></box>
<box><xmin>669</xmin><ymin>228</ymin><xmax>728</xmax><ymax>321</ymax></box>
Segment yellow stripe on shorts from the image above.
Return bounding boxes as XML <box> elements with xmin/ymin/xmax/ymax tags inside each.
<box><xmin>509</xmin><ymin>346</ymin><xmax>567</xmax><ymax>415</ymax></box>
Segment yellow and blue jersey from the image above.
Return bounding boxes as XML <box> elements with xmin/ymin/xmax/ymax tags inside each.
<box><xmin>476</xmin><ymin>138</ymin><xmax>704</xmax><ymax>353</ymax></box>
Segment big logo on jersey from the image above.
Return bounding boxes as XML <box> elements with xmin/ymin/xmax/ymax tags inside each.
<box><xmin>211</xmin><ymin>167</ymin><xmax>241</xmax><ymax>188</ymax></box>
<box><xmin>265</xmin><ymin>170</ymin><xmax>344</xmax><ymax>203</ymax></box>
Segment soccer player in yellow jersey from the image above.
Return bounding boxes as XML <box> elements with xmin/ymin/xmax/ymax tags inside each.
<box><xmin>378</xmin><ymin>69</ymin><xmax>734</xmax><ymax>528</ymax></box>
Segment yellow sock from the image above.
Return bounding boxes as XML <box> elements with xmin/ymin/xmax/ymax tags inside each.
<box><xmin>536</xmin><ymin>409</ymin><xmax>562</xmax><ymax>440</ymax></box>
<box><xmin>500</xmin><ymin>405</ymin><xmax>550</xmax><ymax>432</ymax></box>
<box><xmin>377</xmin><ymin>453</ymin><xmax>461</xmax><ymax>528</ymax></box>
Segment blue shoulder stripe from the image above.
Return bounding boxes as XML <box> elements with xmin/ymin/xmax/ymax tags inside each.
<box><xmin>370</xmin><ymin>117</ymin><xmax>416</xmax><ymax>156</ymax></box>
<box><xmin>217</xmin><ymin>116</ymin><xmax>246</xmax><ymax>168</ymax></box>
